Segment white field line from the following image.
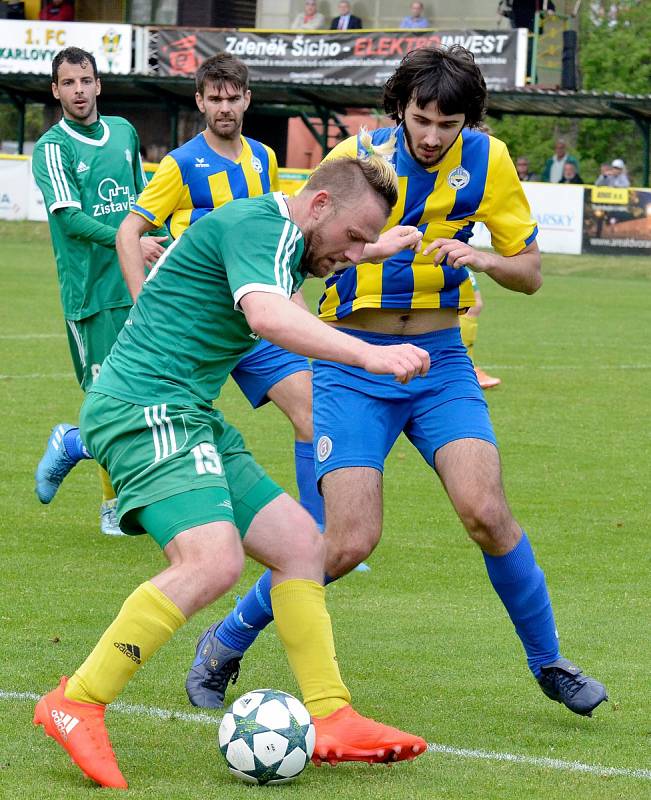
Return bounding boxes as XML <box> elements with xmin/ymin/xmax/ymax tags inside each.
<box><xmin>2</xmin><ymin>689</ymin><xmax>649</xmax><ymax>781</ymax></box>
<box><xmin>0</xmin><ymin>334</ymin><xmax>65</xmax><ymax>339</ymax></box>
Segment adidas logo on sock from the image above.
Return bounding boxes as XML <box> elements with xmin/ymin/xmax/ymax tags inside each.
<box><xmin>76</xmin><ymin>161</ymin><xmax>89</xmax><ymax>173</ymax></box>
<box><xmin>51</xmin><ymin>709</ymin><xmax>79</xmax><ymax>740</ymax></box>
<box><xmin>114</xmin><ymin>642</ymin><xmax>142</xmax><ymax>664</ymax></box>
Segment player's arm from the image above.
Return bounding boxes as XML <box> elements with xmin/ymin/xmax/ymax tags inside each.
<box><xmin>424</xmin><ymin>238</ymin><xmax>541</xmax><ymax>294</ymax></box>
<box><xmin>423</xmin><ymin>141</ymin><xmax>542</xmax><ymax>294</ymax></box>
<box><xmin>32</xmin><ymin>139</ymin><xmax>119</xmax><ymax>248</ymax></box>
<box><xmin>116</xmin><ymin>212</ymin><xmax>158</xmax><ymax>300</ymax></box>
<box><xmin>240</xmin><ymin>292</ymin><xmax>430</xmax><ymax>384</ymax></box>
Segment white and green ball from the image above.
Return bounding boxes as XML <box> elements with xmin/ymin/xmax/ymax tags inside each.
<box><xmin>218</xmin><ymin>689</ymin><xmax>316</xmax><ymax>785</ymax></box>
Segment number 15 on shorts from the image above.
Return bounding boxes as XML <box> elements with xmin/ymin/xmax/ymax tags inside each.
<box><xmin>192</xmin><ymin>443</ymin><xmax>224</xmax><ymax>475</ymax></box>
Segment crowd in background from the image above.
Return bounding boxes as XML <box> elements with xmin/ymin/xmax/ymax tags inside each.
<box><xmin>515</xmin><ymin>139</ymin><xmax>631</xmax><ymax>186</ymax></box>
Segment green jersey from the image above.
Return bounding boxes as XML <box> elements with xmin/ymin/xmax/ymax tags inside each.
<box><xmin>32</xmin><ymin>115</ymin><xmax>146</xmax><ymax>320</ymax></box>
<box><xmin>93</xmin><ymin>192</ymin><xmax>306</xmax><ymax>410</ymax></box>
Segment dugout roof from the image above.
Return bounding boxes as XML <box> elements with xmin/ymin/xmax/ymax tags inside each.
<box><xmin>1</xmin><ymin>74</ymin><xmax>650</xmax><ymax>180</ymax></box>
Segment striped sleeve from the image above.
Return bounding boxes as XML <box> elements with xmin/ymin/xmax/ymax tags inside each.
<box><xmin>224</xmin><ymin>217</ymin><xmax>303</xmax><ymax>310</ymax></box>
<box><xmin>32</xmin><ymin>139</ymin><xmax>81</xmax><ymax>213</ymax></box>
<box><xmin>131</xmin><ymin>154</ymin><xmax>184</xmax><ymax>228</ymax></box>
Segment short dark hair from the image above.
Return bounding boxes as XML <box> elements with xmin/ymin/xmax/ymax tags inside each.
<box><xmin>52</xmin><ymin>47</ymin><xmax>98</xmax><ymax>83</ymax></box>
<box><xmin>383</xmin><ymin>45</ymin><xmax>487</xmax><ymax>128</ymax></box>
<box><xmin>195</xmin><ymin>52</ymin><xmax>249</xmax><ymax>95</ymax></box>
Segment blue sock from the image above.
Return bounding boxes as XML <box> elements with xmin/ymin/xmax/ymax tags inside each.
<box><xmin>483</xmin><ymin>532</ymin><xmax>560</xmax><ymax>678</ymax></box>
<box><xmin>294</xmin><ymin>440</ymin><xmax>324</xmax><ymax>528</ymax></box>
<box><xmin>62</xmin><ymin>427</ymin><xmax>92</xmax><ymax>463</ymax></box>
<box><xmin>217</xmin><ymin>569</ymin><xmax>337</xmax><ymax>653</ymax></box>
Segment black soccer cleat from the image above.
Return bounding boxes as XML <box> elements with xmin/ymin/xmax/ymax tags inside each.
<box><xmin>538</xmin><ymin>657</ymin><xmax>608</xmax><ymax>717</ymax></box>
<box><xmin>185</xmin><ymin>621</ymin><xmax>242</xmax><ymax>709</ymax></box>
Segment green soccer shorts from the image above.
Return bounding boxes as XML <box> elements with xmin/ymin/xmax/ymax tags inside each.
<box><xmin>65</xmin><ymin>306</ymin><xmax>131</xmax><ymax>391</ymax></box>
<box><xmin>79</xmin><ymin>392</ymin><xmax>283</xmax><ymax>548</ymax></box>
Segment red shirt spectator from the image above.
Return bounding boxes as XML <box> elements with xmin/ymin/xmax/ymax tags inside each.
<box><xmin>40</xmin><ymin>0</ymin><xmax>75</xmax><ymax>22</ymax></box>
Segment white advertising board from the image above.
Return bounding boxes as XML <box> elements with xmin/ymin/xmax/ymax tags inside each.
<box><xmin>0</xmin><ymin>156</ymin><xmax>30</xmax><ymax>220</ymax></box>
<box><xmin>0</xmin><ymin>20</ymin><xmax>132</xmax><ymax>75</ymax></box>
<box><xmin>469</xmin><ymin>182</ymin><xmax>585</xmax><ymax>255</ymax></box>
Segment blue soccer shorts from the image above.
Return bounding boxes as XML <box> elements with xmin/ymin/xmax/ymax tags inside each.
<box><xmin>312</xmin><ymin>326</ymin><xmax>497</xmax><ymax>481</ymax></box>
<box><xmin>231</xmin><ymin>338</ymin><xmax>311</xmax><ymax>409</ymax></box>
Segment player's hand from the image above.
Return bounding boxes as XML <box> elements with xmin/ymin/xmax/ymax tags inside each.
<box><xmin>365</xmin><ymin>225</ymin><xmax>423</xmax><ymax>263</ymax></box>
<box><xmin>139</xmin><ymin>235</ymin><xmax>168</xmax><ymax>268</ymax></box>
<box><xmin>362</xmin><ymin>343</ymin><xmax>430</xmax><ymax>384</ymax></box>
<box><xmin>422</xmin><ymin>238</ymin><xmax>493</xmax><ymax>272</ymax></box>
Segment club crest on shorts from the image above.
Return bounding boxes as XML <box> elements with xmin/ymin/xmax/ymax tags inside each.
<box><xmin>317</xmin><ymin>435</ymin><xmax>333</xmax><ymax>462</ymax></box>
<box><xmin>447</xmin><ymin>166</ymin><xmax>470</xmax><ymax>190</ymax></box>
<box><xmin>251</xmin><ymin>156</ymin><xmax>263</xmax><ymax>174</ymax></box>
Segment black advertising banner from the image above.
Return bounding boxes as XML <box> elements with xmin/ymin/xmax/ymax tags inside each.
<box><xmin>150</xmin><ymin>28</ymin><xmax>527</xmax><ymax>91</ymax></box>
<box><xmin>583</xmin><ymin>186</ymin><xmax>651</xmax><ymax>255</ymax></box>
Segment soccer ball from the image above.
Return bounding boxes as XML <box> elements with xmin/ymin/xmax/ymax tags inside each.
<box><xmin>218</xmin><ymin>689</ymin><xmax>316</xmax><ymax>785</ymax></box>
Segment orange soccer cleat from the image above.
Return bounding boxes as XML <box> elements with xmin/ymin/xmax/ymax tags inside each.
<box><xmin>33</xmin><ymin>677</ymin><xmax>127</xmax><ymax>789</ymax></box>
<box><xmin>475</xmin><ymin>366</ymin><xmax>501</xmax><ymax>390</ymax></box>
<box><xmin>312</xmin><ymin>704</ymin><xmax>427</xmax><ymax>766</ymax></box>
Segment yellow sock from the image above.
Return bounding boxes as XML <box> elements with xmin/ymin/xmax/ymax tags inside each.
<box><xmin>460</xmin><ymin>313</ymin><xmax>478</xmax><ymax>363</ymax></box>
<box><xmin>65</xmin><ymin>581</ymin><xmax>186</xmax><ymax>706</ymax></box>
<box><xmin>271</xmin><ymin>579</ymin><xmax>351</xmax><ymax>718</ymax></box>
<box><xmin>98</xmin><ymin>465</ymin><xmax>116</xmax><ymax>502</ymax></box>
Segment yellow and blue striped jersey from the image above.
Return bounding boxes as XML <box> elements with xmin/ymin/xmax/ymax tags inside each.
<box><xmin>132</xmin><ymin>132</ymin><xmax>279</xmax><ymax>239</ymax></box>
<box><xmin>319</xmin><ymin>126</ymin><xmax>537</xmax><ymax>321</ymax></box>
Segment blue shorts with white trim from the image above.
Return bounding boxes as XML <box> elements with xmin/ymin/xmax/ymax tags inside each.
<box><xmin>312</xmin><ymin>326</ymin><xmax>496</xmax><ymax>480</ymax></box>
<box><xmin>231</xmin><ymin>338</ymin><xmax>311</xmax><ymax>409</ymax></box>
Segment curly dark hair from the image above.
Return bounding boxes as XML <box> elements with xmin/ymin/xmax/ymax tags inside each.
<box><xmin>52</xmin><ymin>47</ymin><xmax>98</xmax><ymax>83</ymax></box>
<box><xmin>383</xmin><ymin>45</ymin><xmax>487</xmax><ymax>128</ymax></box>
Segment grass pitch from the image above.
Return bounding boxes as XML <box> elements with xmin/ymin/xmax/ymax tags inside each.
<box><xmin>0</xmin><ymin>221</ymin><xmax>649</xmax><ymax>799</ymax></box>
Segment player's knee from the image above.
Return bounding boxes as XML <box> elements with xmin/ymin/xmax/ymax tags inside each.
<box><xmin>325</xmin><ymin>530</ymin><xmax>377</xmax><ymax>578</ymax></box>
<box><xmin>287</xmin><ymin>405</ymin><xmax>313</xmax><ymax>442</ymax></box>
<box><xmin>459</xmin><ymin>496</ymin><xmax>511</xmax><ymax>547</ymax></box>
<box><xmin>188</xmin><ymin>546</ymin><xmax>245</xmax><ymax>607</ymax></box>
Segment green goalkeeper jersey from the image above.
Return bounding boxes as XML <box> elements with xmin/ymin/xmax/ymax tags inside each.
<box><xmin>32</xmin><ymin>115</ymin><xmax>146</xmax><ymax>320</ymax></box>
<box><xmin>92</xmin><ymin>192</ymin><xmax>305</xmax><ymax>410</ymax></box>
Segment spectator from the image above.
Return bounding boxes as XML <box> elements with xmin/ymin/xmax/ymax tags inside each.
<box><xmin>399</xmin><ymin>1</ymin><xmax>430</xmax><ymax>28</ymax></box>
<box><xmin>608</xmin><ymin>158</ymin><xmax>630</xmax><ymax>187</ymax></box>
<box><xmin>291</xmin><ymin>0</ymin><xmax>325</xmax><ymax>29</ymax></box>
<box><xmin>560</xmin><ymin>162</ymin><xmax>583</xmax><ymax>184</ymax></box>
<box><xmin>594</xmin><ymin>162</ymin><xmax>611</xmax><ymax>186</ymax></box>
<box><xmin>330</xmin><ymin>1</ymin><xmax>362</xmax><ymax>29</ymax></box>
<box><xmin>541</xmin><ymin>138</ymin><xmax>580</xmax><ymax>183</ymax></box>
<box><xmin>39</xmin><ymin>0</ymin><xmax>75</xmax><ymax>21</ymax></box>
<box><xmin>515</xmin><ymin>155</ymin><xmax>537</xmax><ymax>181</ymax></box>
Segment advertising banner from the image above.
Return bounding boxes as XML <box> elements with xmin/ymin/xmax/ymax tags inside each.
<box><xmin>151</xmin><ymin>28</ymin><xmax>527</xmax><ymax>91</ymax></box>
<box><xmin>0</xmin><ymin>20</ymin><xmax>133</xmax><ymax>74</ymax></box>
<box><xmin>582</xmin><ymin>185</ymin><xmax>651</xmax><ymax>255</ymax></box>
<box><xmin>28</xmin><ymin>162</ymin><xmax>48</xmax><ymax>222</ymax></box>
<box><xmin>470</xmin><ymin>182</ymin><xmax>584</xmax><ymax>255</ymax></box>
<box><xmin>0</xmin><ymin>156</ymin><xmax>30</xmax><ymax>220</ymax></box>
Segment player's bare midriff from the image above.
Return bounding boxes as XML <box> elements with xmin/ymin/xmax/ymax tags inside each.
<box><xmin>329</xmin><ymin>306</ymin><xmax>460</xmax><ymax>336</ymax></box>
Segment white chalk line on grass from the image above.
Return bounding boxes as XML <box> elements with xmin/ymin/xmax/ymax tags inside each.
<box><xmin>2</xmin><ymin>689</ymin><xmax>649</xmax><ymax>781</ymax></box>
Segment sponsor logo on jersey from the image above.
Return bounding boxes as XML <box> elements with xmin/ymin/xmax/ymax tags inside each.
<box><xmin>317</xmin><ymin>435</ymin><xmax>333</xmax><ymax>462</ymax></box>
<box><xmin>195</xmin><ymin>157</ymin><xmax>210</xmax><ymax>168</ymax></box>
<box><xmin>251</xmin><ymin>156</ymin><xmax>263</xmax><ymax>174</ymax></box>
<box><xmin>447</xmin><ymin>166</ymin><xmax>470</xmax><ymax>190</ymax></box>
<box><xmin>124</xmin><ymin>148</ymin><xmax>132</xmax><ymax>164</ymax></box>
<box><xmin>76</xmin><ymin>161</ymin><xmax>89</xmax><ymax>174</ymax></box>
<box><xmin>92</xmin><ymin>178</ymin><xmax>135</xmax><ymax>217</ymax></box>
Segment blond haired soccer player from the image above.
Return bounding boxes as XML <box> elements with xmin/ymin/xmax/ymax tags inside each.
<box><xmin>198</xmin><ymin>45</ymin><xmax>608</xmax><ymax>720</ymax></box>
<box><xmin>33</xmin><ymin>153</ymin><xmax>431</xmax><ymax>789</ymax></box>
<box><xmin>32</xmin><ymin>47</ymin><xmax>166</xmax><ymax>534</ymax></box>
